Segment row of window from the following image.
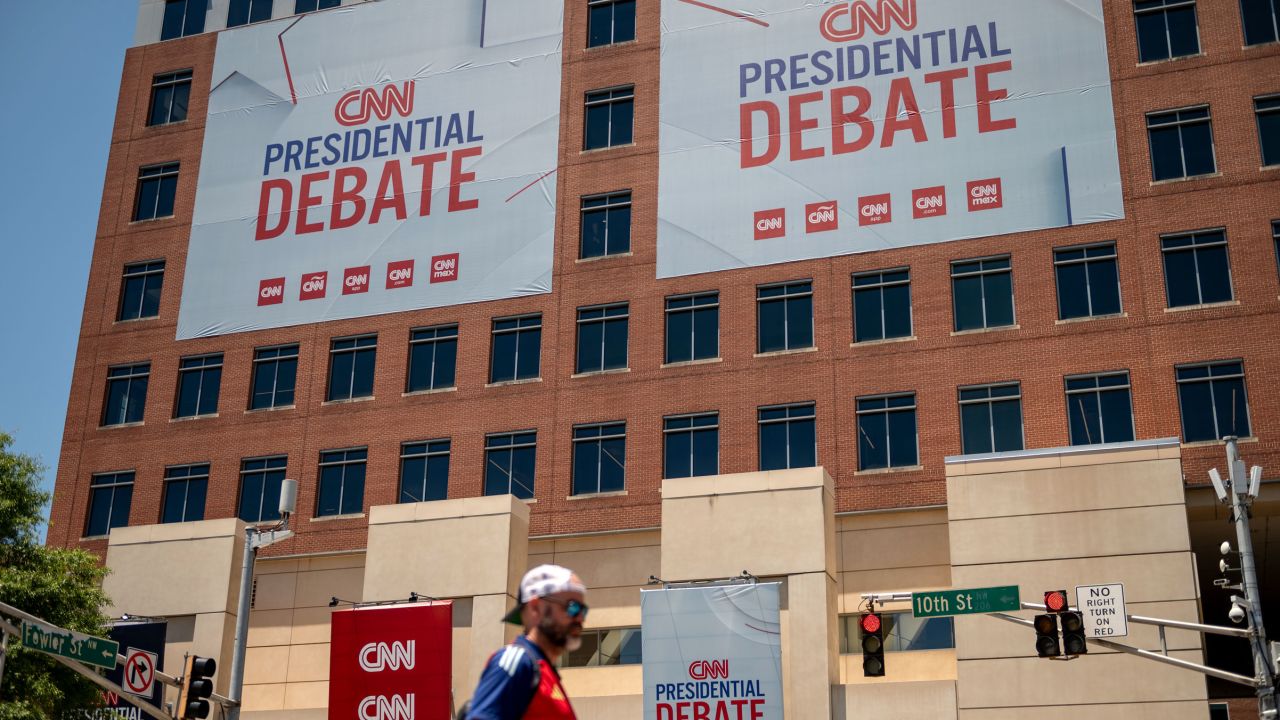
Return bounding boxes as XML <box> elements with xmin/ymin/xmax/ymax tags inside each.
<box><xmin>161</xmin><ymin>0</ymin><xmax>339</xmax><ymax>40</ymax></box>
<box><xmin>1147</xmin><ymin>99</ymin><xmax>1280</xmax><ymax>181</ymax></box>
<box><xmin>87</xmin><ymin>358</ymin><xmax>1254</xmax><ymax>536</ymax></box>
<box><xmin>1135</xmin><ymin>0</ymin><xmax>1280</xmax><ymax>62</ymax></box>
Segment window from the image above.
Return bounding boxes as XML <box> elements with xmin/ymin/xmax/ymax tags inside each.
<box><xmin>959</xmin><ymin>383</ymin><xmax>1024</xmax><ymax>454</ymax></box>
<box><xmin>1053</xmin><ymin>243</ymin><xmax>1121</xmax><ymax>320</ymax></box>
<box><xmin>250</xmin><ymin>345</ymin><xmax>298</xmax><ymax>410</ymax></box>
<box><xmin>118</xmin><ymin>260</ymin><xmax>164</xmax><ymax>321</ymax></box>
<box><xmin>1241</xmin><ymin>0</ymin><xmax>1280</xmax><ymax>45</ymax></box>
<box><xmin>1065</xmin><ymin>372</ymin><xmax>1135</xmax><ymax>446</ymax></box>
<box><xmin>399</xmin><ymin>440</ymin><xmax>450</xmax><ymax>503</ymax></box>
<box><xmin>1274</xmin><ymin>221</ymin><xmax>1280</xmax><ymax>279</ymax></box>
<box><xmin>317</xmin><ymin>447</ymin><xmax>367</xmax><ymax>517</ymax></box>
<box><xmin>951</xmin><ymin>257</ymin><xmax>1014</xmax><ymax>331</ymax></box>
<box><xmin>134</xmin><ymin>163</ymin><xmax>179</xmax><ymax>221</ymax></box>
<box><xmin>584</xmin><ymin>86</ymin><xmax>634</xmax><ymax>150</ymax></box>
<box><xmin>491</xmin><ymin>315</ymin><xmax>542</xmax><ymax>383</ymax></box>
<box><xmin>587</xmin><ymin>0</ymin><xmax>636</xmax><ymax>47</ymax></box>
<box><xmin>562</xmin><ymin>627</ymin><xmax>642</xmax><ymax>667</ymax></box>
<box><xmin>840</xmin><ymin>613</ymin><xmax>954</xmax><ymax>654</ymax></box>
<box><xmin>327</xmin><ymin>334</ymin><xmax>377</xmax><ymax>401</ymax></box>
<box><xmin>576</xmin><ymin>303</ymin><xmax>629</xmax><ymax>373</ymax></box>
<box><xmin>228</xmin><ymin>0</ymin><xmax>272</xmax><ymax>26</ymax></box>
<box><xmin>580</xmin><ymin>191</ymin><xmax>632</xmax><ymax>258</ymax></box>
<box><xmin>572</xmin><ymin>423</ymin><xmax>626</xmax><ymax>495</ymax></box>
<box><xmin>663</xmin><ymin>413</ymin><xmax>719</xmax><ymax>479</ymax></box>
<box><xmin>295</xmin><ymin>0</ymin><xmax>339</xmax><ymax>12</ymax></box>
<box><xmin>239</xmin><ymin>456</ymin><xmax>286</xmax><ymax>523</ymax></box>
<box><xmin>853</xmin><ymin>268</ymin><xmax>912</xmax><ymax>342</ymax></box>
<box><xmin>161</xmin><ymin>464</ymin><xmax>208</xmax><ymax>523</ymax></box>
<box><xmin>485</xmin><ymin>432</ymin><xmax>537</xmax><ymax>499</ymax></box>
<box><xmin>1133</xmin><ymin>0</ymin><xmax>1199</xmax><ymax>62</ymax></box>
<box><xmin>407</xmin><ymin>325</ymin><xmax>458</xmax><ymax>392</ymax></box>
<box><xmin>175</xmin><ymin>354</ymin><xmax>223</xmax><ymax>418</ymax></box>
<box><xmin>1176</xmin><ymin>361</ymin><xmax>1251</xmax><ymax>442</ymax></box>
<box><xmin>757</xmin><ymin>281</ymin><xmax>814</xmax><ymax>353</ymax></box>
<box><xmin>856</xmin><ymin>393</ymin><xmax>918</xmax><ymax>471</ymax></box>
<box><xmin>1209</xmin><ymin>701</ymin><xmax>1231</xmax><ymax>720</ymax></box>
<box><xmin>758</xmin><ymin>403</ymin><xmax>816</xmax><ymax>471</ymax></box>
<box><xmin>161</xmin><ymin>0</ymin><xmax>206</xmax><ymax>40</ymax></box>
<box><xmin>1161</xmin><ymin>229</ymin><xmax>1232</xmax><ymax>307</ymax></box>
<box><xmin>148</xmin><ymin>70</ymin><xmax>191</xmax><ymax>126</ymax></box>
<box><xmin>1147</xmin><ymin>107</ymin><xmax>1215</xmax><ymax>181</ymax></box>
<box><xmin>1257</xmin><ymin>95</ymin><xmax>1280</xmax><ymax>167</ymax></box>
<box><xmin>102</xmin><ymin>363</ymin><xmax>150</xmax><ymax>427</ymax></box>
<box><xmin>665</xmin><ymin>292</ymin><xmax>719</xmax><ymax>364</ymax></box>
<box><xmin>86</xmin><ymin>472</ymin><xmax>134</xmax><ymax>537</ymax></box>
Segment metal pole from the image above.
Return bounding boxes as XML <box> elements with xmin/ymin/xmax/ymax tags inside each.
<box><xmin>1226</xmin><ymin>436</ymin><xmax>1276</xmax><ymax>715</ymax></box>
<box><xmin>227</xmin><ymin>526</ymin><xmax>256</xmax><ymax>720</ymax></box>
<box><xmin>47</xmin><ymin>652</ymin><xmax>174</xmax><ymax>720</ymax></box>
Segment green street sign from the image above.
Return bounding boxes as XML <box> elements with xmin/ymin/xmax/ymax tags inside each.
<box><xmin>21</xmin><ymin>619</ymin><xmax>119</xmax><ymax>670</ymax></box>
<box><xmin>912</xmin><ymin>585</ymin><xmax>1021</xmax><ymax>618</ymax></box>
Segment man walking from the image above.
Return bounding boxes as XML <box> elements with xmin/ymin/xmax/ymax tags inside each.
<box><xmin>465</xmin><ymin>565</ymin><xmax>587</xmax><ymax>719</ymax></box>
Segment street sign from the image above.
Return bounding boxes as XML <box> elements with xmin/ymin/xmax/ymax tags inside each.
<box><xmin>1075</xmin><ymin>583</ymin><xmax>1128</xmax><ymax>638</ymax></box>
<box><xmin>20</xmin><ymin>619</ymin><xmax>120</xmax><ymax>669</ymax></box>
<box><xmin>912</xmin><ymin>586</ymin><xmax>1021</xmax><ymax>618</ymax></box>
<box><xmin>122</xmin><ymin>648</ymin><xmax>158</xmax><ymax>697</ymax></box>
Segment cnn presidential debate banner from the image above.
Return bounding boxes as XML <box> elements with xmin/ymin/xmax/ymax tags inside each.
<box><xmin>328</xmin><ymin>602</ymin><xmax>453</xmax><ymax>720</ymax></box>
<box><xmin>642</xmin><ymin>584</ymin><xmax>784</xmax><ymax>720</ymax></box>
<box><xmin>656</xmin><ymin>0</ymin><xmax>1124</xmax><ymax>278</ymax></box>
<box><xmin>177</xmin><ymin>0</ymin><xmax>563</xmax><ymax>339</ymax></box>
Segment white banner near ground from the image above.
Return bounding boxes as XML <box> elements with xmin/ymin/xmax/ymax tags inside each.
<box><xmin>656</xmin><ymin>0</ymin><xmax>1123</xmax><ymax>278</ymax></box>
<box><xmin>177</xmin><ymin>0</ymin><xmax>563</xmax><ymax>339</ymax></box>
<box><xmin>641</xmin><ymin>583</ymin><xmax>784</xmax><ymax>720</ymax></box>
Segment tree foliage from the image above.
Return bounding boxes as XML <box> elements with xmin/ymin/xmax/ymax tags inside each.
<box><xmin>0</xmin><ymin>431</ymin><xmax>112</xmax><ymax>720</ymax></box>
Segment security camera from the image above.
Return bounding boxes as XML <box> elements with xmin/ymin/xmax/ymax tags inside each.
<box><xmin>1250</xmin><ymin>466</ymin><xmax>1263</xmax><ymax>499</ymax></box>
<box><xmin>1209</xmin><ymin>468</ymin><xmax>1228</xmax><ymax>503</ymax></box>
<box><xmin>1230</xmin><ymin>604</ymin><xmax>1247</xmax><ymax>624</ymax></box>
<box><xmin>279</xmin><ymin>478</ymin><xmax>298</xmax><ymax>516</ymax></box>
<box><xmin>1221</xmin><ymin>541</ymin><xmax>1234</xmax><ymax>556</ymax></box>
<box><xmin>1220</xmin><ymin>559</ymin><xmax>1230</xmax><ymax>574</ymax></box>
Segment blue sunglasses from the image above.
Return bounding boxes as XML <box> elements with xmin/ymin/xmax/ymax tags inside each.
<box><xmin>542</xmin><ymin>597</ymin><xmax>589</xmax><ymax>619</ymax></box>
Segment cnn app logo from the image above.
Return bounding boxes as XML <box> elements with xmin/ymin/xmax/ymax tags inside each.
<box><xmin>343</xmin><ymin>266</ymin><xmax>371</xmax><ymax>295</ymax></box>
<box><xmin>805</xmin><ymin>201</ymin><xmax>838</xmax><ymax>233</ymax></box>
<box><xmin>258</xmin><ymin>277</ymin><xmax>285</xmax><ymax>306</ymax></box>
<box><xmin>430</xmin><ymin>253</ymin><xmax>459</xmax><ymax>283</ymax></box>
<box><xmin>858</xmin><ymin>194</ymin><xmax>892</xmax><ymax>226</ymax></box>
<box><xmin>754</xmin><ymin>209</ymin><xmax>785</xmax><ymax>240</ymax></box>
<box><xmin>386</xmin><ymin>260</ymin><xmax>414</xmax><ymax>289</ymax></box>
<box><xmin>967</xmin><ymin>178</ymin><xmax>1003</xmax><ymax>211</ymax></box>
<box><xmin>300</xmin><ymin>271</ymin><xmax>328</xmax><ymax>301</ymax></box>
<box><xmin>912</xmin><ymin>186</ymin><xmax>947</xmax><ymax>219</ymax></box>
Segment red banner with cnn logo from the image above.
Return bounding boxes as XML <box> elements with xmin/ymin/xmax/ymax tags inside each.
<box><xmin>329</xmin><ymin>602</ymin><xmax>452</xmax><ymax>720</ymax></box>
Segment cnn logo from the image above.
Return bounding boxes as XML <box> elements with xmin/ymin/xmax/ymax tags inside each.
<box><xmin>344</xmin><ymin>266</ymin><xmax>371</xmax><ymax>295</ymax></box>
<box><xmin>967</xmin><ymin>178</ymin><xmax>1003</xmax><ymax>211</ymax></box>
<box><xmin>688</xmin><ymin>659</ymin><xmax>729</xmax><ymax>680</ymax></box>
<box><xmin>359</xmin><ymin>640</ymin><xmax>415</xmax><ymax>672</ymax></box>
<box><xmin>300</xmin><ymin>271</ymin><xmax>327</xmax><ymax>301</ymax></box>
<box><xmin>258</xmin><ymin>278</ymin><xmax>285</xmax><ymax>306</ymax></box>
<box><xmin>912</xmin><ymin>186</ymin><xmax>946</xmax><ymax>219</ymax></box>
<box><xmin>358</xmin><ymin>694</ymin><xmax>414</xmax><ymax>720</ymax></box>
<box><xmin>386</xmin><ymin>260</ymin><xmax>415</xmax><ymax>290</ymax></box>
<box><xmin>754</xmin><ymin>209</ymin><xmax>785</xmax><ymax>240</ymax></box>
<box><xmin>858</xmin><ymin>193</ymin><xmax>891</xmax><ymax>226</ymax></box>
<box><xmin>430</xmin><ymin>254</ymin><xmax>459</xmax><ymax>283</ymax></box>
<box><xmin>805</xmin><ymin>201</ymin><xmax>838</xmax><ymax>233</ymax></box>
<box><xmin>335</xmin><ymin>81</ymin><xmax>415</xmax><ymax>127</ymax></box>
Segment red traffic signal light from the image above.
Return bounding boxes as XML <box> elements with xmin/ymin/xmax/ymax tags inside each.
<box><xmin>860</xmin><ymin>613</ymin><xmax>885</xmax><ymax>677</ymax></box>
<box><xmin>860</xmin><ymin>613</ymin><xmax>882</xmax><ymax>634</ymax></box>
<box><xmin>1044</xmin><ymin>590</ymin><xmax>1068</xmax><ymax>613</ymax></box>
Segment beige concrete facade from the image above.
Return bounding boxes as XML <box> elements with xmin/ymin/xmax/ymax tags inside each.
<box><xmin>99</xmin><ymin>441</ymin><xmax>1216</xmax><ymax>718</ymax></box>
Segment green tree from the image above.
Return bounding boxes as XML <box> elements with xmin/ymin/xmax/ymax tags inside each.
<box><xmin>0</xmin><ymin>431</ymin><xmax>111</xmax><ymax>720</ymax></box>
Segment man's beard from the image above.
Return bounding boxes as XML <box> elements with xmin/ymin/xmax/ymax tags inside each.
<box><xmin>538</xmin><ymin>613</ymin><xmax>583</xmax><ymax>650</ymax></box>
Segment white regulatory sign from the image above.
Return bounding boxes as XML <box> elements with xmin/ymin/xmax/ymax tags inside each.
<box><xmin>1075</xmin><ymin>583</ymin><xmax>1127</xmax><ymax>638</ymax></box>
<box><xmin>122</xmin><ymin>647</ymin><xmax>157</xmax><ymax>697</ymax></box>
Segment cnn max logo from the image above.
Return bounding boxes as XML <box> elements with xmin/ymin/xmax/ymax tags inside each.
<box><xmin>688</xmin><ymin>659</ymin><xmax>729</xmax><ymax>680</ymax></box>
<box><xmin>359</xmin><ymin>640</ymin><xmax>415</xmax><ymax>672</ymax></box>
<box><xmin>805</xmin><ymin>201</ymin><xmax>838</xmax><ymax>233</ymax></box>
<box><xmin>258</xmin><ymin>278</ymin><xmax>285</xmax><ymax>306</ymax></box>
<box><xmin>912</xmin><ymin>186</ymin><xmax>946</xmax><ymax>219</ymax></box>
<box><xmin>344</xmin><ymin>266</ymin><xmax>371</xmax><ymax>295</ymax></box>
<box><xmin>430</xmin><ymin>254</ymin><xmax>459</xmax><ymax>283</ymax></box>
<box><xmin>820</xmin><ymin>0</ymin><xmax>916</xmax><ymax>43</ymax></box>
<box><xmin>858</xmin><ymin>193</ymin><xmax>892</xmax><ymax>226</ymax></box>
<box><xmin>386</xmin><ymin>260</ymin><xmax>414</xmax><ymax>290</ymax></box>
<box><xmin>358</xmin><ymin>694</ymin><xmax>414</xmax><ymax>720</ymax></box>
<box><xmin>300</xmin><ymin>271</ymin><xmax>328</xmax><ymax>301</ymax></box>
<box><xmin>335</xmin><ymin>81</ymin><xmax>415</xmax><ymax>127</ymax></box>
<box><xmin>967</xmin><ymin>178</ymin><xmax>1003</xmax><ymax>212</ymax></box>
<box><xmin>754</xmin><ymin>209</ymin><xmax>785</xmax><ymax>240</ymax></box>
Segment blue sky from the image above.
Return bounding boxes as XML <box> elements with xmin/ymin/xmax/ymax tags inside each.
<box><xmin>0</xmin><ymin>2</ymin><xmax>136</xmax><ymax>536</ymax></box>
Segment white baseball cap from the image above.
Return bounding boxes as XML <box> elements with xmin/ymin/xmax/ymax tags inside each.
<box><xmin>502</xmin><ymin>564</ymin><xmax>586</xmax><ymax>624</ymax></box>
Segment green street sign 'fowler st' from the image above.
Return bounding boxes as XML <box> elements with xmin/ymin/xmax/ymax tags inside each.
<box><xmin>21</xmin><ymin>619</ymin><xmax>119</xmax><ymax>670</ymax></box>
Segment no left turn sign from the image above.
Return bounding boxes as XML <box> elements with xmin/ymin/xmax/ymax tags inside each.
<box><xmin>123</xmin><ymin>648</ymin><xmax>158</xmax><ymax>697</ymax></box>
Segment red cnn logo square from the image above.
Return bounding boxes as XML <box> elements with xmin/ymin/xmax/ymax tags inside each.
<box><xmin>258</xmin><ymin>278</ymin><xmax>285</xmax><ymax>306</ymax></box>
<box><xmin>805</xmin><ymin>201</ymin><xmax>838</xmax><ymax>233</ymax></box>
<box><xmin>386</xmin><ymin>260</ymin><xmax>414</xmax><ymax>289</ymax></box>
<box><xmin>912</xmin><ymin>186</ymin><xmax>947</xmax><ymax>219</ymax></box>
<box><xmin>967</xmin><ymin>178</ymin><xmax>1003</xmax><ymax>212</ymax></box>
<box><xmin>342</xmin><ymin>266</ymin><xmax>371</xmax><ymax>295</ymax></box>
<box><xmin>299</xmin><ymin>271</ymin><xmax>327</xmax><ymax>301</ymax></box>
<box><xmin>858</xmin><ymin>194</ymin><xmax>892</xmax><ymax>226</ymax></box>
<box><xmin>754</xmin><ymin>209</ymin><xmax>785</xmax><ymax>240</ymax></box>
<box><xmin>430</xmin><ymin>253</ymin><xmax>459</xmax><ymax>283</ymax></box>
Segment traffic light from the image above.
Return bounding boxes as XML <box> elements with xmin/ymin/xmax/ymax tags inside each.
<box><xmin>177</xmin><ymin>655</ymin><xmax>217</xmax><ymax>720</ymax></box>
<box><xmin>860</xmin><ymin>613</ymin><xmax>886</xmax><ymax>677</ymax></box>
<box><xmin>1033</xmin><ymin>614</ymin><xmax>1060</xmax><ymax>658</ymax></box>
<box><xmin>1060</xmin><ymin>611</ymin><xmax>1088</xmax><ymax>655</ymax></box>
<box><xmin>1044</xmin><ymin>590</ymin><xmax>1068</xmax><ymax>613</ymax></box>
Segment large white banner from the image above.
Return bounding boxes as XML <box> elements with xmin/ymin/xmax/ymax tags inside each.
<box><xmin>657</xmin><ymin>0</ymin><xmax>1123</xmax><ymax>278</ymax></box>
<box><xmin>177</xmin><ymin>0</ymin><xmax>563</xmax><ymax>339</ymax></box>
<box><xmin>641</xmin><ymin>584</ymin><xmax>784</xmax><ymax>720</ymax></box>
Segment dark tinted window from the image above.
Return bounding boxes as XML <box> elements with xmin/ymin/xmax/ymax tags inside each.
<box><xmin>584</xmin><ymin>87</ymin><xmax>634</xmax><ymax>150</ymax></box>
<box><xmin>175</xmin><ymin>354</ymin><xmax>223</xmax><ymax>418</ymax></box>
<box><xmin>86</xmin><ymin>472</ymin><xmax>134</xmax><ymax>537</ymax></box>
<box><xmin>587</xmin><ymin>0</ymin><xmax>636</xmax><ymax>47</ymax></box>
<box><xmin>1066</xmin><ymin>372</ymin><xmax>1135</xmax><ymax>446</ymax></box>
<box><xmin>327</xmin><ymin>335</ymin><xmax>377</xmax><ymax>401</ymax></box>
<box><xmin>665</xmin><ymin>292</ymin><xmax>719</xmax><ymax>363</ymax></box>
<box><xmin>1257</xmin><ymin>95</ymin><xmax>1280</xmax><ymax>167</ymax></box>
<box><xmin>161</xmin><ymin>464</ymin><xmax>208</xmax><ymax>523</ymax></box>
<box><xmin>400</xmin><ymin>440</ymin><xmax>450</xmax><ymax>503</ymax></box>
<box><xmin>757</xmin><ymin>281</ymin><xmax>814</xmax><ymax>353</ymax></box>
<box><xmin>119</xmin><ymin>260</ymin><xmax>165</xmax><ymax>321</ymax></box>
<box><xmin>562</xmin><ymin>628</ymin><xmax>642</xmax><ymax>667</ymax></box>
<box><xmin>407</xmin><ymin>325</ymin><xmax>458</xmax><ymax>392</ymax></box>
<box><xmin>1054</xmin><ymin>244</ymin><xmax>1121</xmax><ymax>320</ymax></box>
<box><xmin>1241</xmin><ymin>0</ymin><xmax>1280</xmax><ymax>45</ymax></box>
<box><xmin>1176</xmin><ymin>362</ymin><xmax>1251</xmax><ymax>442</ymax></box>
<box><xmin>148</xmin><ymin>70</ymin><xmax>192</xmax><ymax>126</ymax></box>
<box><xmin>491</xmin><ymin>315</ymin><xmax>542</xmax><ymax>383</ymax></box>
<box><xmin>239</xmin><ymin>456</ymin><xmax>286</xmax><ymax>523</ymax></box>
<box><xmin>856</xmin><ymin>394</ymin><xmax>918</xmax><ymax>470</ymax></box>
<box><xmin>581</xmin><ymin>192</ymin><xmax>632</xmax><ymax>258</ymax></box>
<box><xmin>161</xmin><ymin>0</ymin><xmax>206</xmax><ymax>40</ymax></box>
<box><xmin>251</xmin><ymin>345</ymin><xmax>299</xmax><ymax>410</ymax></box>
<box><xmin>576</xmin><ymin>304</ymin><xmax>629</xmax><ymax>373</ymax></box>
<box><xmin>1161</xmin><ymin>230</ymin><xmax>1232</xmax><ymax>307</ymax></box>
<box><xmin>758</xmin><ymin>403</ymin><xmax>816</xmax><ymax>471</ymax></box>
<box><xmin>853</xmin><ymin>269</ymin><xmax>912</xmax><ymax>342</ymax></box>
<box><xmin>103</xmin><ymin>363</ymin><xmax>150</xmax><ymax>426</ymax></box>
<box><xmin>959</xmin><ymin>383</ymin><xmax>1023</xmax><ymax>454</ymax></box>
<box><xmin>951</xmin><ymin>257</ymin><xmax>1014</xmax><ymax>331</ymax></box>
<box><xmin>1147</xmin><ymin>107</ymin><xmax>1215</xmax><ymax>181</ymax></box>
<box><xmin>572</xmin><ymin>423</ymin><xmax>626</xmax><ymax>495</ymax></box>
<box><xmin>228</xmin><ymin>0</ymin><xmax>273</xmax><ymax>26</ymax></box>
<box><xmin>1133</xmin><ymin>0</ymin><xmax>1199</xmax><ymax>62</ymax></box>
<box><xmin>134</xmin><ymin>163</ymin><xmax>180</xmax><ymax>221</ymax></box>
<box><xmin>485</xmin><ymin>432</ymin><xmax>537</xmax><ymax>499</ymax></box>
<box><xmin>317</xmin><ymin>447</ymin><xmax>367</xmax><ymax>517</ymax></box>
<box><xmin>295</xmin><ymin>0</ymin><xmax>340</xmax><ymax>12</ymax></box>
<box><xmin>664</xmin><ymin>413</ymin><xmax>719</xmax><ymax>479</ymax></box>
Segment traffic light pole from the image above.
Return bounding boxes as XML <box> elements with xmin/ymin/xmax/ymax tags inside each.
<box><xmin>227</xmin><ymin>521</ymin><xmax>294</xmax><ymax>720</ymax></box>
<box><xmin>1224</xmin><ymin>437</ymin><xmax>1277</xmax><ymax>716</ymax></box>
